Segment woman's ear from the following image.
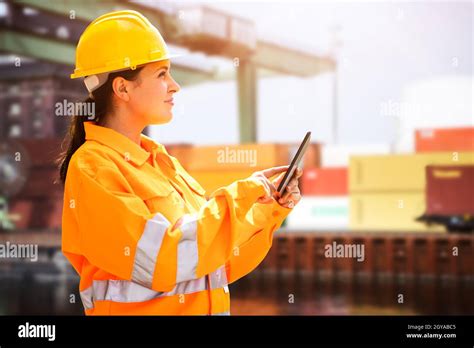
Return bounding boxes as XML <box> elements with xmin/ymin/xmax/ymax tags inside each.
<box><xmin>111</xmin><ymin>77</ymin><xmax>130</xmax><ymax>102</ymax></box>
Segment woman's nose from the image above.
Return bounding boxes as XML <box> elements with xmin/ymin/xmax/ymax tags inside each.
<box><xmin>169</xmin><ymin>76</ymin><xmax>181</xmax><ymax>93</ymax></box>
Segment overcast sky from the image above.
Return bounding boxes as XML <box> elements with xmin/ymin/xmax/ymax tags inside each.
<box><xmin>149</xmin><ymin>0</ymin><xmax>473</xmax><ymax>148</ymax></box>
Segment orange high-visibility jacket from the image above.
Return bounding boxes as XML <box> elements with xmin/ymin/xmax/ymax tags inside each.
<box><xmin>62</xmin><ymin>122</ymin><xmax>292</xmax><ymax>315</ymax></box>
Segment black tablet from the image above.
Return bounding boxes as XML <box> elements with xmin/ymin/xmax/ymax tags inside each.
<box><xmin>276</xmin><ymin>131</ymin><xmax>311</xmax><ymax>196</ymax></box>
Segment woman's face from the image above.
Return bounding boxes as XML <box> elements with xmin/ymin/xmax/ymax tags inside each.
<box><xmin>127</xmin><ymin>60</ymin><xmax>180</xmax><ymax>126</ymax></box>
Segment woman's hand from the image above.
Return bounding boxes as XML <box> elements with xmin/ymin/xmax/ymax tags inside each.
<box><xmin>250</xmin><ymin>165</ymin><xmax>303</xmax><ymax>208</ymax></box>
<box><xmin>250</xmin><ymin>165</ymin><xmax>289</xmax><ymax>204</ymax></box>
<box><xmin>272</xmin><ymin>167</ymin><xmax>303</xmax><ymax>209</ymax></box>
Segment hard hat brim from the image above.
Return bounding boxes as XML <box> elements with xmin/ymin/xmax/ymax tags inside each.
<box><xmin>70</xmin><ymin>53</ymin><xmax>185</xmax><ymax>79</ymax></box>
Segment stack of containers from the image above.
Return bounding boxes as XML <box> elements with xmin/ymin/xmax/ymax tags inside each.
<box><xmin>286</xmin><ymin>144</ymin><xmax>391</xmax><ymax>231</ymax></box>
<box><xmin>167</xmin><ymin>142</ymin><xmax>321</xmax><ymax>198</ymax></box>
<box><xmin>415</xmin><ymin>126</ymin><xmax>474</xmax><ymax>231</ymax></box>
<box><xmin>415</xmin><ymin>127</ymin><xmax>474</xmax><ymax>153</ymax></box>
<box><xmin>349</xmin><ymin>151</ymin><xmax>474</xmax><ymax>232</ymax></box>
<box><xmin>9</xmin><ymin>139</ymin><xmax>63</xmax><ymax>229</ymax></box>
<box><xmin>286</xmin><ymin>166</ymin><xmax>348</xmax><ymax>230</ymax></box>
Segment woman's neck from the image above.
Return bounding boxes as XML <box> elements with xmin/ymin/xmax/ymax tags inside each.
<box><xmin>102</xmin><ymin>116</ymin><xmax>143</xmax><ymax>146</ymax></box>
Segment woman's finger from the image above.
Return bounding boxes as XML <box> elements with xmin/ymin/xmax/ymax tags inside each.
<box><xmin>285</xmin><ymin>192</ymin><xmax>302</xmax><ymax>207</ymax></box>
<box><xmin>287</xmin><ymin>177</ymin><xmax>299</xmax><ymax>189</ymax></box>
<box><xmin>261</xmin><ymin>165</ymin><xmax>290</xmax><ymax>179</ymax></box>
<box><xmin>282</xmin><ymin>192</ymin><xmax>301</xmax><ymax>208</ymax></box>
<box><xmin>272</xmin><ymin>171</ymin><xmax>286</xmax><ymax>186</ymax></box>
<box><xmin>279</xmin><ymin>187</ymin><xmax>300</xmax><ymax>203</ymax></box>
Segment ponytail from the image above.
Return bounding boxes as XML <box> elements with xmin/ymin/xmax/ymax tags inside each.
<box><xmin>57</xmin><ymin>67</ymin><xmax>143</xmax><ymax>184</ymax></box>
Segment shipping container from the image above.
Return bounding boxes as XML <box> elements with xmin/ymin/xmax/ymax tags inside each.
<box><xmin>288</xmin><ymin>142</ymin><xmax>321</xmax><ymax>169</ymax></box>
<box><xmin>294</xmin><ymin>236</ymin><xmax>312</xmax><ymax>272</ymax></box>
<box><xmin>48</xmin><ymin>197</ymin><xmax>63</xmax><ymax>228</ymax></box>
<box><xmin>275</xmin><ymin>235</ymin><xmax>295</xmax><ymax>272</ymax></box>
<box><xmin>391</xmin><ymin>237</ymin><xmax>414</xmax><ymax>276</ymax></box>
<box><xmin>349</xmin><ymin>192</ymin><xmax>445</xmax><ymax>231</ymax></box>
<box><xmin>456</xmin><ymin>238</ymin><xmax>473</xmax><ymax>279</ymax></box>
<box><xmin>17</xmin><ymin>167</ymin><xmax>62</xmax><ymax>199</ymax></box>
<box><xmin>424</xmin><ymin>165</ymin><xmax>474</xmax><ymax>215</ymax></box>
<box><xmin>312</xmin><ymin>236</ymin><xmax>333</xmax><ymax>277</ymax></box>
<box><xmin>413</xmin><ymin>237</ymin><xmax>436</xmax><ymax>277</ymax></box>
<box><xmin>15</xmin><ymin>138</ymin><xmax>63</xmax><ymax>167</ymax></box>
<box><xmin>258</xmin><ymin>233</ymin><xmax>473</xmax><ymax>279</ymax></box>
<box><xmin>301</xmin><ymin>167</ymin><xmax>347</xmax><ymax>195</ymax></box>
<box><xmin>415</xmin><ymin>127</ymin><xmax>474</xmax><ymax>153</ymax></box>
<box><xmin>351</xmin><ymin>236</ymin><xmax>373</xmax><ymax>276</ymax></box>
<box><xmin>9</xmin><ymin>196</ymin><xmax>62</xmax><ymax>229</ymax></box>
<box><xmin>178</xmin><ymin>144</ymin><xmax>290</xmax><ymax>171</ymax></box>
<box><xmin>349</xmin><ymin>152</ymin><xmax>474</xmax><ymax>192</ymax></box>
<box><xmin>8</xmin><ymin>200</ymin><xmax>33</xmax><ymax>229</ymax></box>
<box><xmin>331</xmin><ymin>236</ymin><xmax>354</xmax><ymax>276</ymax></box>
<box><xmin>434</xmin><ymin>239</ymin><xmax>456</xmax><ymax>278</ymax></box>
<box><xmin>372</xmin><ymin>238</ymin><xmax>392</xmax><ymax>276</ymax></box>
<box><xmin>417</xmin><ymin>165</ymin><xmax>474</xmax><ymax>232</ymax></box>
<box><xmin>261</xmin><ymin>240</ymin><xmax>278</xmax><ymax>272</ymax></box>
<box><xmin>171</xmin><ymin>142</ymin><xmax>320</xmax><ymax>172</ymax></box>
<box><xmin>286</xmin><ymin>196</ymin><xmax>349</xmax><ymax>231</ymax></box>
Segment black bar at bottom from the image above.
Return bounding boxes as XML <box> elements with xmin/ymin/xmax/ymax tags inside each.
<box><xmin>0</xmin><ymin>315</ymin><xmax>472</xmax><ymax>346</ymax></box>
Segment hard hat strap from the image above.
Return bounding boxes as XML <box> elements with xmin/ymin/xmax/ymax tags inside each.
<box><xmin>84</xmin><ymin>73</ymin><xmax>110</xmax><ymax>93</ymax></box>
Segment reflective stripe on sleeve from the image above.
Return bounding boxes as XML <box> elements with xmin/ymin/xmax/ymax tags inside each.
<box><xmin>131</xmin><ymin>213</ymin><xmax>170</xmax><ymax>288</ymax></box>
<box><xmin>176</xmin><ymin>214</ymin><xmax>199</xmax><ymax>283</ymax></box>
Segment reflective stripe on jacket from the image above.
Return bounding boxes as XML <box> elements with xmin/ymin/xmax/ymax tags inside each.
<box><xmin>62</xmin><ymin>122</ymin><xmax>292</xmax><ymax>315</ymax></box>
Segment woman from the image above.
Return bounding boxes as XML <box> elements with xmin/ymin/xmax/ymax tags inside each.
<box><xmin>59</xmin><ymin>10</ymin><xmax>302</xmax><ymax>315</ymax></box>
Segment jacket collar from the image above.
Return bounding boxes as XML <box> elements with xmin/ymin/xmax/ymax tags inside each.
<box><xmin>84</xmin><ymin>122</ymin><xmax>173</xmax><ymax>168</ymax></box>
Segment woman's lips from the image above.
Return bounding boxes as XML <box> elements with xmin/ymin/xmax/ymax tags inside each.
<box><xmin>164</xmin><ymin>98</ymin><xmax>174</xmax><ymax>106</ymax></box>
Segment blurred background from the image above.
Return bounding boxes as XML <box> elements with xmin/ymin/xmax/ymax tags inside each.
<box><xmin>0</xmin><ymin>0</ymin><xmax>472</xmax><ymax>315</ymax></box>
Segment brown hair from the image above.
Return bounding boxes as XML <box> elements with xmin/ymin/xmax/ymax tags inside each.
<box><xmin>57</xmin><ymin>68</ymin><xmax>143</xmax><ymax>184</ymax></box>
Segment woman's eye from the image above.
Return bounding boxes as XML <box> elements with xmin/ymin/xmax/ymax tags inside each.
<box><xmin>158</xmin><ymin>71</ymin><xmax>166</xmax><ymax>78</ymax></box>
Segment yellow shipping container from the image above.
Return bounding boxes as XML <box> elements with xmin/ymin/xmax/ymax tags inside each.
<box><xmin>349</xmin><ymin>152</ymin><xmax>474</xmax><ymax>192</ymax></box>
<box><xmin>189</xmin><ymin>170</ymin><xmax>256</xmax><ymax>196</ymax></box>
<box><xmin>349</xmin><ymin>192</ymin><xmax>445</xmax><ymax>232</ymax></box>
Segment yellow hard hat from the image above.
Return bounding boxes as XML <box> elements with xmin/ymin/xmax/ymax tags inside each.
<box><xmin>71</xmin><ymin>10</ymin><xmax>180</xmax><ymax>92</ymax></box>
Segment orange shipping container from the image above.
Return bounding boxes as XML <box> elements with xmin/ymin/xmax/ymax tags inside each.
<box><xmin>182</xmin><ymin>144</ymin><xmax>291</xmax><ymax>171</ymax></box>
<box><xmin>168</xmin><ymin>143</ymin><xmax>321</xmax><ymax>172</ymax></box>
<box><xmin>415</xmin><ymin>127</ymin><xmax>474</xmax><ymax>153</ymax></box>
<box><xmin>301</xmin><ymin>167</ymin><xmax>347</xmax><ymax>195</ymax></box>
